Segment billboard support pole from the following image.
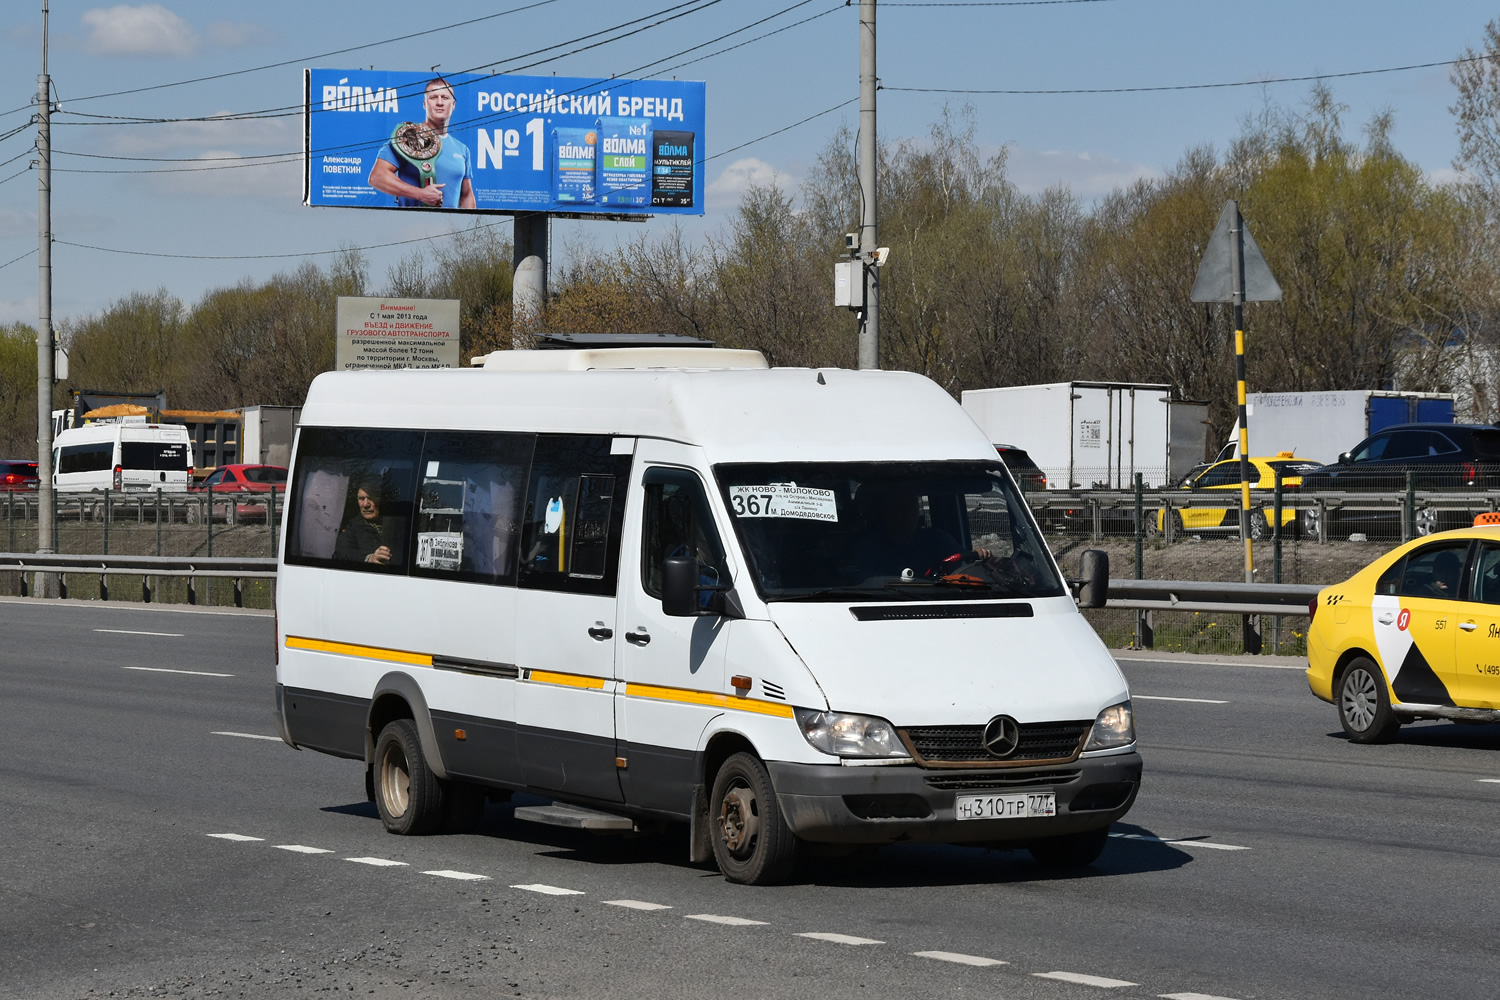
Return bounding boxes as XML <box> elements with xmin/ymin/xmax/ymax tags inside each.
<box><xmin>35</xmin><ymin>0</ymin><xmax>57</xmax><ymax>597</ymax></box>
<box><xmin>856</xmin><ymin>0</ymin><xmax>879</xmax><ymax>370</ymax></box>
<box><xmin>513</xmin><ymin>212</ymin><xmax>548</xmax><ymax>346</ymax></box>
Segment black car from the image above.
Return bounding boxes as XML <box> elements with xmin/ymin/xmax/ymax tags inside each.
<box><xmin>994</xmin><ymin>444</ymin><xmax>1047</xmax><ymax>491</ymax></box>
<box><xmin>1298</xmin><ymin>423</ymin><xmax>1500</xmax><ymax>537</ymax></box>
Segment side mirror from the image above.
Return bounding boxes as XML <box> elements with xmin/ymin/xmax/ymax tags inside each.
<box><xmin>661</xmin><ymin>555</ymin><xmax>741</xmax><ymax>619</ymax></box>
<box><xmin>1076</xmin><ymin>549</ymin><xmax>1109</xmax><ymax>609</ymax></box>
<box><xmin>1339</xmin><ymin>451</ymin><xmax>1353</xmax><ymax>465</ymax></box>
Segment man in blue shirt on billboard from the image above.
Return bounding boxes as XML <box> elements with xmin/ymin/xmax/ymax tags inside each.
<box><xmin>368</xmin><ymin>77</ymin><xmax>475</xmax><ymax>209</ymax></box>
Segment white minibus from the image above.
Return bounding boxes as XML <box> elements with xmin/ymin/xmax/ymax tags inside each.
<box><xmin>274</xmin><ymin>349</ymin><xmax>1138</xmax><ymax>884</ymax></box>
<box><xmin>52</xmin><ymin>422</ymin><xmax>192</xmax><ymax>493</ymax></box>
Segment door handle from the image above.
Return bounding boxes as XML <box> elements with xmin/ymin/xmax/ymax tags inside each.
<box><xmin>1460</xmin><ymin>621</ymin><xmax>1479</xmax><ymax>632</ymax></box>
<box><xmin>625</xmin><ymin>629</ymin><xmax>651</xmax><ymax>646</ymax></box>
<box><xmin>1377</xmin><ymin>614</ymin><xmax>1394</xmax><ymax>625</ymax></box>
<box><xmin>588</xmin><ymin>622</ymin><xmax>613</xmax><ymax>641</ymax></box>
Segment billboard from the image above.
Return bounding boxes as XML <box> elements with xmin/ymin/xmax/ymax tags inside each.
<box><xmin>334</xmin><ymin>297</ymin><xmax>461</xmax><ymax>371</ymax></box>
<box><xmin>304</xmin><ymin>69</ymin><xmax>706</xmax><ymax>216</ymax></box>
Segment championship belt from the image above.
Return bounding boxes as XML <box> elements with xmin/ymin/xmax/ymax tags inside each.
<box><xmin>390</xmin><ymin>122</ymin><xmax>442</xmax><ymax>204</ymax></box>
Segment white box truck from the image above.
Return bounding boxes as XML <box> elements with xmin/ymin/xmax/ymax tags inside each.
<box><xmin>960</xmin><ymin>382</ymin><xmax>1208</xmax><ymax>489</ymax></box>
<box><xmin>1218</xmin><ymin>390</ymin><xmax>1457</xmax><ymax>465</ymax></box>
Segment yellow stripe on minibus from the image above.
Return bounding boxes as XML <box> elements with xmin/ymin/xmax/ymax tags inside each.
<box><xmin>625</xmin><ymin>682</ymin><xmax>795</xmax><ymax>718</ymax></box>
<box><xmin>284</xmin><ymin>636</ymin><xmax>432</xmax><ymax>667</ymax></box>
<box><xmin>528</xmin><ymin>670</ymin><xmax>607</xmax><ymax>690</ymax></box>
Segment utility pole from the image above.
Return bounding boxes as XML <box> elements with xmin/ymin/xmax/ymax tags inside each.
<box><xmin>35</xmin><ymin>0</ymin><xmax>56</xmax><ymax>595</ymax></box>
<box><xmin>856</xmin><ymin>0</ymin><xmax>879</xmax><ymax>370</ymax></box>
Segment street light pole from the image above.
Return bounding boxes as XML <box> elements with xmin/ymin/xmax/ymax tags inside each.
<box><xmin>856</xmin><ymin>0</ymin><xmax>879</xmax><ymax>370</ymax></box>
<box><xmin>35</xmin><ymin>0</ymin><xmax>56</xmax><ymax>595</ymax></box>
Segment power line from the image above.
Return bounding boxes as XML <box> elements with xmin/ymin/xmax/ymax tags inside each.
<box><xmin>0</xmin><ymin>165</ymin><xmax>33</xmax><ymax>186</ymax></box>
<box><xmin>702</xmin><ymin>96</ymin><xmax>857</xmax><ymax>162</ymax></box>
<box><xmin>646</xmin><ymin>2</ymin><xmax>844</xmax><ymax>78</ymax></box>
<box><xmin>885</xmin><ymin>55</ymin><xmax>1488</xmax><ymax>95</ymax></box>
<box><xmin>884</xmin><ymin>0</ymin><xmax>1118</xmax><ymax>5</ymax></box>
<box><xmin>55</xmin><ymin>219</ymin><xmax>513</xmax><ymax>261</ymax></box>
<box><xmin>0</xmin><ymin>145</ymin><xmax>36</xmax><ymax>170</ymax></box>
<box><xmin>0</xmin><ymin>248</ymin><xmax>37</xmax><ymax>272</ymax></box>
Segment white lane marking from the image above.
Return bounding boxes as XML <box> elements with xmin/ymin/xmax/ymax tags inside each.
<box><xmin>1034</xmin><ymin>971</ymin><xmax>1138</xmax><ymax>988</ymax></box>
<box><xmin>797</xmin><ymin>932</ymin><xmax>883</xmax><ymax>946</ymax></box>
<box><xmin>212</xmin><ymin>731</ymin><xmax>282</xmax><ymax>741</ymax></box>
<box><xmin>912</xmin><ymin>951</ymin><xmax>1007</xmax><ymax>967</ymax></box>
<box><xmin>511</xmin><ymin>884</ymin><xmax>583</xmax><ymax>896</ymax></box>
<box><xmin>424</xmin><ymin>870</ymin><xmax>489</xmax><ymax>881</ymax></box>
<box><xmin>1133</xmin><ymin>695</ymin><xmax>1229</xmax><ymax>705</ymax></box>
<box><xmin>685</xmin><ymin>914</ymin><xmax>768</xmax><ymax>926</ymax></box>
<box><xmin>344</xmin><ymin>857</ymin><xmax>408</xmax><ymax>867</ymax></box>
<box><xmin>1477</xmin><ymin>779</ymin><xmax>1500</xmax><ymax>784</ymax></box>
<box><xmin>274</xmin><ymin>845</ymin><xmax>332</xmax><ymax>854</ymax></box>
<box><xmin>206</xmin><ymin>833</ymin><xmax>263</xmax><ymax>842</ymax></box>
<box><xmin>122</xmin><ymin>666</ymin><xmax>233</xmax><ymax>677</ymax></box>
<box><xmin>605</xmin><ymin>900</ymin><xmax>673</xmax><ymax>911</ymax></box>
<box><xmin>1160</xmin><ymin>993</ymin><xmax>1245</xmax><ymax>1000</ymax></box>
<box><xmin>1109</xmin><ymin>833</ymin><xmax>1249</xmax><ymax>851</ymax></box>
<box><xmin>94</xmin><ymin>628</ymin><xmax>184</xmax><ymax>637</ymax></box>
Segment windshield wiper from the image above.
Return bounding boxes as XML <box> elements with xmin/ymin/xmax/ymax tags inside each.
<box><xmin>767</xmin><ymin>587</ymin><xmax>920</xmax><ymax>603</ymax></box>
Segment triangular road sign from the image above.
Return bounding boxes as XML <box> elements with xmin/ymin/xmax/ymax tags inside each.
<box><xmin>1191</xmin><ymin>200</ymin><xmax>1282</xmax><ymax>303</ymax></box>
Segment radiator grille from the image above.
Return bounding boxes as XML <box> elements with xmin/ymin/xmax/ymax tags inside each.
<box><xmin>899</xmin><ymin>720</ymin><xmax>1091</xmax><ymax>767</ymax></box>
<box><xmin>923</xmin><ymin>769</ymin><xmax>1081</xmax><ymax>791</ymax></box>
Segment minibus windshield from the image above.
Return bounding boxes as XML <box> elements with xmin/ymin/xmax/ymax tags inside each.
<box><xmin>714</xmin><ymin>461</ymin><xmax>1064</xmax><ymax>602</ymax></box>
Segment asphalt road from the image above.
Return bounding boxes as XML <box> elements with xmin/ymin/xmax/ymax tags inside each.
<box><xmin>4</xmin><ymin>598</ymin><xmax>1499</xmax><ymax>999</ymax></box>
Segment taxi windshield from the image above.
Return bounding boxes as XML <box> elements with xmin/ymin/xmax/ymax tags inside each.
<box><xmin>713</xmin><ymin>461</ymin><xmax>1064</xmax><ymax>602</ymax></box>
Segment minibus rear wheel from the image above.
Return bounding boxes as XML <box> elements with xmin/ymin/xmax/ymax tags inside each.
<box><xmin>374</xmin><ymin>719</ymin><xmax>444</xmax><ymax>835</ymax></box>
<box><xmin>710</xmin><ymin>752</ymin><xmax>799</xmax><ymax>885</ymax></box>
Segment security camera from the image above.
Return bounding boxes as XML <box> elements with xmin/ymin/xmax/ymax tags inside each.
<box><xmin>845</xmin><ymin>233</ymin><xmax>859</xmax><ymax>251</ymax></box>
<box><xmin>872</xmin><ymin>247</ymin><xmax>891</xmax><ymax>267</ymax></box>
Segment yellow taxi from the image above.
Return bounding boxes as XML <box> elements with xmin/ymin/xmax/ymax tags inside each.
<box><xmin>1307</xmin><ymin>516</ymin><xmax>1500</xmax><ymax>743</ymax></box>
<box><xmin>1156</xmin><ymin>452</ymin><xmax>1321</xmax><ymax>539</ymax></box>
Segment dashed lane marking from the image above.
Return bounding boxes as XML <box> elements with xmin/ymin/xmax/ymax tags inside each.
<box><xmin>206</xmin><ymin>833</ymin><xmax>263</xmax><ymax>842</ymax></box>
<box><xmin>212</xmin><ymin>731</ymin><xmax>282</xmax><ymax>741</ymax></box>
<box><xmin>797</xmin><ymin>932</ymin><xmax>883</xmax><ymax>946</ymax></box>
<box><xmin>274</xmin><ymin>845</ymin><xmax>332</xmax><ymax>854</ymax></box>
<box><xmin>912</xmin><ymin>951</ymin><xmax>1008</xmax><ymax>967</ymax></box>
<box><xmin>1160</xmin><ymin>993</ymin><xmax>1245</xmax><ymax>1000</ymax></box>
<box><xmin>1034</xmin><ymin>971</ymin><xmax>1138</xmax><ymax>988</ymax></box>
<box><xmin>605</xmin><ymin>900</ymin><xmax>673</xmax><ymax>911</ymax></box>
<box><xmin>424</xmin><ymin>870</ymin><xmax>489</xmax><ymax>881</ymax></box>
<box><xmin>512</xmin><ymin>884</ymin><xmax>584</xmax><ymax>895</ymax></box>
<box><xmin>344</xmin><ymin>857</ymin><xmax>408</xmax><ymax>867</ymax></box>
<box><xmin>94</xmin><ymin>629</ymin><xmax>184</xmax><ymax>637</ymax></box>
<box><xmin>123</xmin><ymin>666</ymin><xmax>233</xmax><ymax>677</ymax></box>
<box><xmin>1132</xmin><ymin>695</ymin><xmax>1229</xmax><ymax>704</ymax></box>
<box><xmin>1109</xmin><ymin>833</ymin><xmax>1250</xmax><ymax>851</ymax></box>
<box><xmin>685</xmin><ymin>914</ymin><xmax>769</xmax><ymax>926</ymax></box>
<box><xmin>1477</xmin><ymin>779</ymin><xmax>1500</xmax><ymax>784</ymax></box>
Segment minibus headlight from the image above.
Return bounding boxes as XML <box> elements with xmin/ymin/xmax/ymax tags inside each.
<box><xmin>1083</xmin><ymin>700</ymin><xmax>1135</xmax><ymax>751</ymax></box>
<box><xmin>792</xmin><ymin>708</ymin><xmax>907</xmax><ymax>758</ymax></box>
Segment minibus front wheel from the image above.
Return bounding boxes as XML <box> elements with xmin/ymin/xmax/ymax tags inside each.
<box><xmin>710</xmin><ymin>752</ymin><xmax>800</xmax><ymax>885</ymax></box>
<box><xmin>374</xmin><ymin>719</ymin><xmax>444</xmax><ymax>835</ymax></box>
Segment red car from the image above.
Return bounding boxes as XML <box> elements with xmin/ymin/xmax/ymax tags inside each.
<box><xmin>1</xmin><ymin>460</ymin><xmax>39</xmax><ymax>491</ymax></box>
<box><xmin>191</xmin><ymin>464</ymin><xmax>287</xmax><ymax>520</ymax></box>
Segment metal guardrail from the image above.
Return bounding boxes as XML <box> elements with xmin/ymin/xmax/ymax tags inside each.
<box><xmin>0</xmin><ymin>552</ymin><xmax>276</xmax><ymax>605</ymax></box>
<box><xmin>1106</xmin><ymin>578</ymin><xmax>1320</xmax><ymax>616</ymax></box>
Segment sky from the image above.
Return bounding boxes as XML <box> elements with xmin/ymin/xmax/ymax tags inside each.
<box><xmin>0</xmin><ymin>0</ymin><xmax>1494</xmax><ymax>329</ymax></box>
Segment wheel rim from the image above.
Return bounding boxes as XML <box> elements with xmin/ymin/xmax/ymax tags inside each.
<box><xmin>1250</xmin><ymin>513</ymin><xmax>1267</xmax><ymax>540</ymax></box>
<box><xmin>1341</xmin><ymin>667</ymin><xmax>1379</xmax><ymax>731</ymax></box>
<box><xmin>717</xmin><ymin>781</ymin><xmax>761</xmax><ymax>859</ymax></box>
<box><xmin>379</xmin><ymin>741</ymin><xmax>411</xmax><ymax>817</ymax></box>
<box><xmin>1415</xmin><ymin>508</ymin><xmax>1437</xmax><ymax>536</ymax></box>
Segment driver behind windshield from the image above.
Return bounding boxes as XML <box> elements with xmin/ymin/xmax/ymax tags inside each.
<box><xmin>853</xmin><ymin>484</ymin><xmax>990</xmax><ymax>579</ymax></box>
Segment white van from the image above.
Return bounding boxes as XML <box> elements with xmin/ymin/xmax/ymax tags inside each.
<box><xmin>52</xmin><ymin>422</ymin><xmax>192</xmax><ymax>493</ymax></box>
<box><xmin>274</xmin><ymin>349</ymin><xmax>1137</xmax><ymax>884</ymax></box>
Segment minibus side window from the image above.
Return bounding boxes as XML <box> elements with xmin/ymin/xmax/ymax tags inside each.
<box><xmin>284</xmin><ymin>427</ymin><xmax>422</xmax><ymax>571</ymax></box>
<box><xmin>121</xmin><ymin>441</ymin><xmax>189</xmax><ymax>471</ymax></box>
<box><xmin>59</xmin><ymin>442</ymin><xmax>113</xmax><ymax>474</ymax></box>
<box><xmin>517</xmin><ymin>434</ymin><xmax>630</xmax><ymax>595</ymax></box>
<box><xmin>641</xmin><ymin>468</ymin><xmax>727</xmax><ymax>602</ymax></box>
<box><xmin>411</xmin><ymin>431</ymin><xmax>532</xmax><ymax>586</ymax></box>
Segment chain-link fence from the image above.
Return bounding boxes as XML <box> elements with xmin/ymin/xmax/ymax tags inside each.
<box><xmin>0</xmin><ymin>490</ymin><xmax>279</xmax><ymax>607</ymax></box>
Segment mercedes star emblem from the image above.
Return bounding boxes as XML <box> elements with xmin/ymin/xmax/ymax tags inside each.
<box><xmin>982</xmin><ymin>715</ymin><xmax>1021</xmax><ymax>758</ymax></box>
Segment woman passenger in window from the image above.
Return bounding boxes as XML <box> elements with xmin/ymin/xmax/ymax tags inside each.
<box><xmin>335</xmin><ymin>478</ymin><xmax>393</xmax><ymax>565</ymax></box>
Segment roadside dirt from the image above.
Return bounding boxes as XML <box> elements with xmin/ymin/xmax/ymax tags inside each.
<box><xmin>1047</xmin><ymin>534</ymin><xmax>1399</xmax><ymax>587</ymax></box>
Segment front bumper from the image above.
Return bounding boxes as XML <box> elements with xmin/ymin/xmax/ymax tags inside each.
<box><xmin>768</xmin><ymin>751</ymin><xmax>1142</xmax><ymax>845</ymax></box>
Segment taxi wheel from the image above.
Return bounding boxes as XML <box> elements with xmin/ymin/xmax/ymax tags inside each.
<box><xmin>1029</xmin><ymin>827</ymin><xmax>1109</xmax><ymax>868</ymax></box>
<box><xmin>709</xmin><ymin>752</ymin><xmax>799</xmax><ymax>885</ymax></box>
<box><xmin>1337</xmin><ymin>658</ymin><xmax>1401</xmax><ymax>744</ymax></box>
<box><xmin>1248</xmin><ymin>510</ymin><xmax>1270</xmax><ymax>541</ymax></box>
<box><xmin>1167</xmin><ymin>509</ymin><xmax>1185</xmax><ymax>539</ymax></box>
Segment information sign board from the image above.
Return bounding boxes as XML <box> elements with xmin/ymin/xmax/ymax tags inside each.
<box><xmin>334</xmin><ymin>296</ymin><xmax>461</xmax><ymax>371</ymax></box>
